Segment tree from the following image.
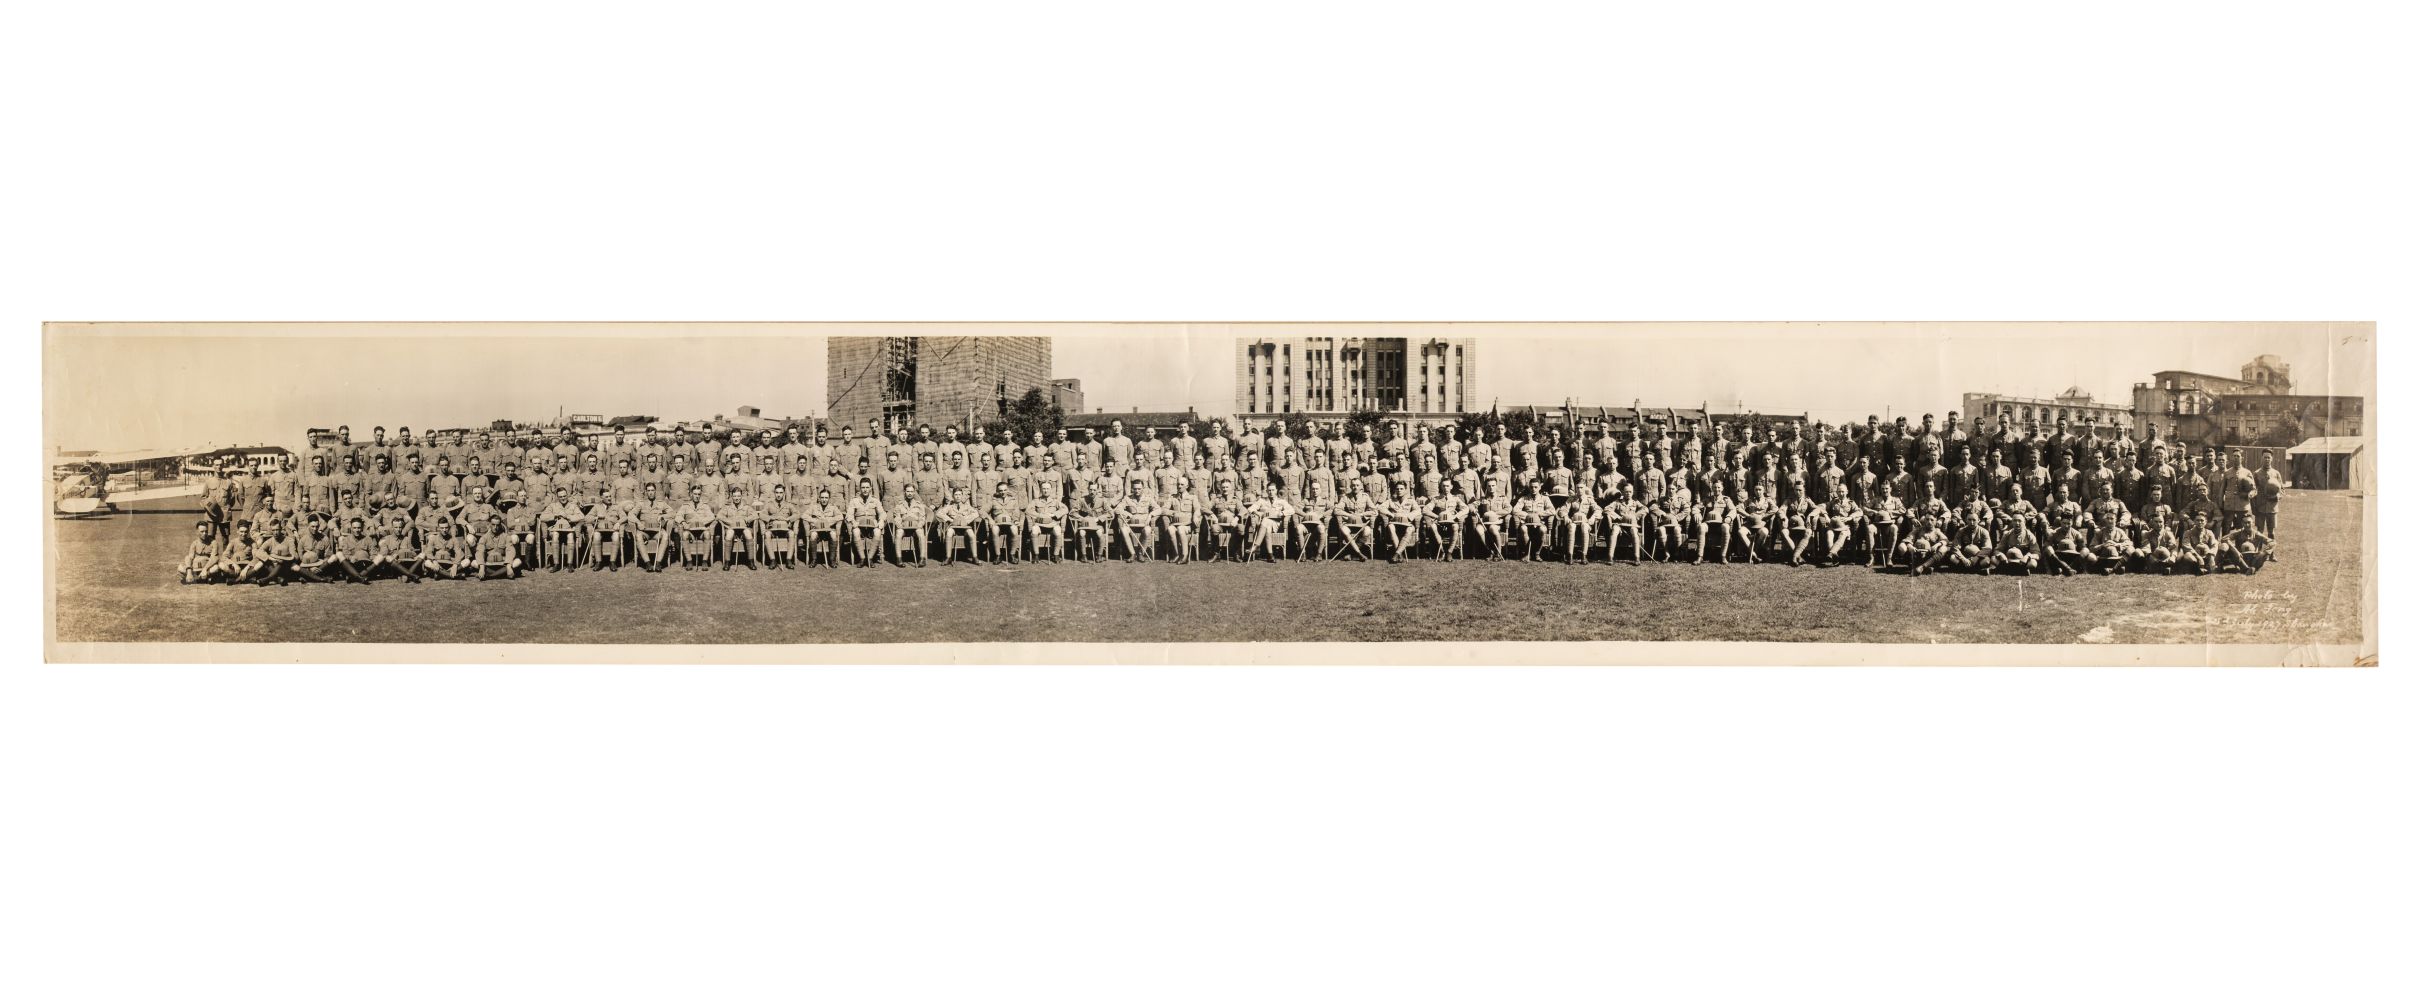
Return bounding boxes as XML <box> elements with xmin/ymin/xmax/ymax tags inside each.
<box><xmin>983</xmin><ymin>388</ymin><xmax>1064</xmax><ymax>444</ymax></box>
<box><xmin>1458</xmin><ymin>407</ymin><xmax>1541</xmax><ymax>442</ymax></box>
<box><xmin>1344</xmin><ymin>408</ymin><xmax>1386</xmax><ymax>441</ymax></box>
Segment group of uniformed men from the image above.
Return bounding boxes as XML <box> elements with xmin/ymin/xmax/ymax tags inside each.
<box><xmin>177</xmin><ymin>410</ymin><xmax>2289</xmax><ymax>585</ymax></box>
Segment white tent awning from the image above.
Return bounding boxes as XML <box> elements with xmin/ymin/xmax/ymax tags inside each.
<box><xmin>2285</xmin><ymin>436</ymin><xmax>2364</xmax><ymax>456</ymax></box>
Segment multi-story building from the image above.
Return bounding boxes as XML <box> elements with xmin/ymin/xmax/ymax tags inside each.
<box><xmin>1051</xmin><ymin>378</ymin><xmax>1085</xmax><ymax>416</ymax></box>
<box><xmin>2131</xmin><ymin>355</ymin><xmax>2293</xmax><ymax>439</ymax></box>
<box><xmin>826</xmin><ymin>336</ymin><xmax>1053</xmax><ymax>436</ymax></box>
<box><xmin>1233</xmin><ymin>335</ymin><xmax>1477</xmax><ymax>427</ymax></box>
<box><xmin>1961</xmin><ymin>387</ymin><xmax>2134</xmax><ymax>437</ymax></box>
<box><xmin>2202</xmin><ymin>393</ymin><xmax>2362</xmax><ymax>448</ymax></box>
<box><xmin>2241</xmin><ymin>353</ymin><xmax>2293</xmax><ymax>390</ymax></box>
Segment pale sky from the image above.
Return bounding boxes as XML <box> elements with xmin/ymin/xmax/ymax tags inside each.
<box><xmin>47</xmin><ymin>322</ymin><xmax>2368</xmax><ymax>453</ymax></box>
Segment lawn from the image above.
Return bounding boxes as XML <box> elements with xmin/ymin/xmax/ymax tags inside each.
<box><xmin>51</xmin><ymin>493</ymin><xmax>2366</xmax><ymax>647</ymax></box>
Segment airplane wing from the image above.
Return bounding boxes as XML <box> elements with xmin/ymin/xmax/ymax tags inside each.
<box><xmin>52</xmin><ymin>446</ymin><xmax>277</xmax><ymax>471</ymax></box>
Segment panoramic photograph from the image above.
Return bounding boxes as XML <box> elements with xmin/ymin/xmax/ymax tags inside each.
<box><xmin>46</xmin><ymin>322</ymin><xmax>2373</xmax><ymax>657</ymax></box>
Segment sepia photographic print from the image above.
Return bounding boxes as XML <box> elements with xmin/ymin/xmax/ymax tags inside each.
<box><xmin>44</xmin><ymin>322</ymin><xmax>2376</xmax><ymax>665</ymax></box>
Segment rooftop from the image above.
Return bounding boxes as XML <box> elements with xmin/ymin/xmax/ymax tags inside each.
<box><xmin>2148</xmin><ymin>369</ymin><xmax>2255</xmax><ymax>385</ymax></box>
<box><xmin>1063</xmin><ymin>408</ymin><xmax>1200</xmax><ymax>430</ymax></box>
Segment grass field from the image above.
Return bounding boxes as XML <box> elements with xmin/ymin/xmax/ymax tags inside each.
<box><xmin>51</xmin><ymin>493</ymin><xmax>2367</xmax><ymax>647</ymax></box>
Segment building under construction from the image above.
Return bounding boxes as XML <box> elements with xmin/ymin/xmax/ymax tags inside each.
<box><xmin>825</xmin><ymin>336</ymin><xmax>1054</xmax><ymax>436</ymax></box>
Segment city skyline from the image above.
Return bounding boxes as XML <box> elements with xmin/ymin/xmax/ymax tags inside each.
<box><xmin>48</xmin><ymin>323</ymin><xmax>2366</xmax><ymax>453</ymax></box>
